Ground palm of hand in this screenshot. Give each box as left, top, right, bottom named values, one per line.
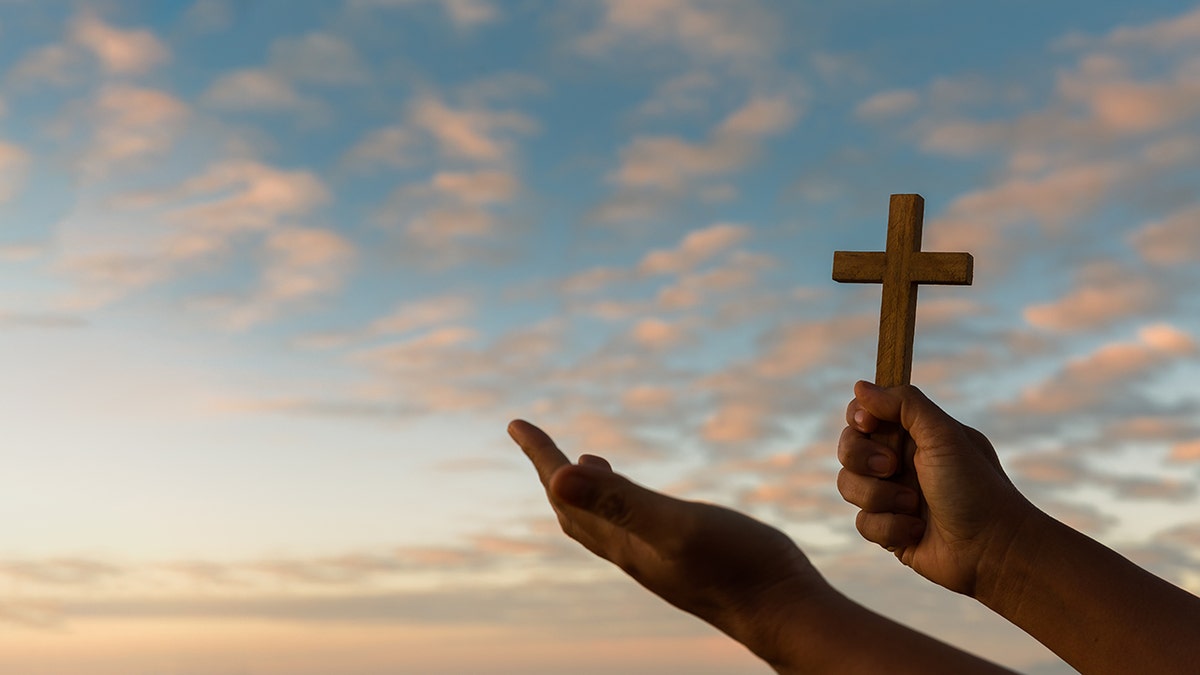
left=892, top=425, right=1019, bottom=597
left=550, top=465, right=818, bottom=625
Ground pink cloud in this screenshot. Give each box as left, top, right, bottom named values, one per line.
left=70, top=10, right=169, bottom=75
left=656, top=250, right=774, bottom=311
left=368, top=294, right=475, bottom=337
left=409, top=96, right=535, bottom=164
left=608, top=96, right=797, bottom=193
left=204, top=69, right=311, bottom=111
left=1096, top=5, right=1200, bottom=49
left=855, top=88, right=919, bottom=120
left=577, top=0, right=778, bottom=64
left=628, top=317, right=686, bottom=350
left=234, top=227, right=355, bottom=326
left=752, top=313, right=876, bottom=378
left=701, top=400, right=772, bottom=445
left=0, top=140, right=29, bottom=203
left=428, top=170, right=518, bottom=204
left=638, top=223, right=748, bottom=275
left=353, top=0, right=499, bottom=28
left=1131, top=203, right=1200, bottom=266
left=78, top=85, right=188, bottom=174
left=1169, top=440, right=1200, bottom=463
left=1006, top=324, right=1196, bottom=415
left=620, top=384, right=675, bottom=411
left=1023, top=261, right=1161, bottom=331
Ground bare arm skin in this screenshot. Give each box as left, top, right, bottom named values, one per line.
left=509, top=419, right=1014, bottom=675
left=837, top=381, right=1200, bottom=674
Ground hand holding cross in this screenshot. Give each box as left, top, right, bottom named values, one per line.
left=832, top=193, right=973, bottom=388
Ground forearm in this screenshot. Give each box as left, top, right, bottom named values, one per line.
left=976, top=505, right=1200, bottom=674
left=728, top=579, right=1015, bottom=674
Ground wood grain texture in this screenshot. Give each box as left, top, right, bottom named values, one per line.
left=831, top=194, right=974, bottom=388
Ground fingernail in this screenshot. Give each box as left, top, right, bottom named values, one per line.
left=854, top=410, right=868, bottom=429
left=857, top=380, right=882, bottom=391
left=507, top=419, right=526, bottom=441
left=554, top=469, right=595, bottom=508
left=895, top=491, right=918, bottom=512
left=867, top=454, right=890, bottom=475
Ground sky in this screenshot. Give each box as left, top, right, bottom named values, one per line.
left=1, top=1, right=1199, bottom=673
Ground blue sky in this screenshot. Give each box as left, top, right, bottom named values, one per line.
left=2, top=1, right=1200, bottom=672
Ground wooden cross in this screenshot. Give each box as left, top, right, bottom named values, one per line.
left=832, top=194, right=974, bottom=388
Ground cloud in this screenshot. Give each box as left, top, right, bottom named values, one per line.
left=350, top=0, right=499, bottom=29
left=204, top=68, right=313, bottom=111
left=426, top=169, right=519, bottom=204
left=372, top=168, right=523, bottom=264
left=346, top=94, right=536, bottom=173
left=58, top=160, right=331, bottom=311
left=638, top=223, right=748, bottom=275
left=1023, top=261, right=1163, bottom=331
left=155, top=160, right=330, bottom=231
left=1003, top=324, right=1196, bottom=416
left=593, top=95, right=798, bottom=223
left=628, top=317, right=687, bottom=350
left=410, top=95, right=536, bottom=164
left=1169, top=440, right=1200, bottom=463
left=343, top=127, right=416, bottom=169
left=370, top=294, right=475, bottom=337
left=1131, top=203, right=1200, bottom=266
left=1077, top=5, right=1200, bottom=51
left=562, top=266, right=627, bottom=296
left=76, top=85, right=189, bottom=175
left=203, top=32, right=367, bottom=120
left=0, top=310, right=87, bottom=329
left=69, top=10, right=170, bottom=75
left=608, top=96, right=797, bottom=194
left=909, top=7, right=1200, bottom=278
left=8, top=10, right=168, bottom=85
left=855, top=89, right=919, bottom=120
left=0, top=140, right=29, bottom=203
left=183, top=0, right=234, bottom=32
left=752, top=313, right=877, bottom=379
left=655, top=250, right=774, bottom=312
left=8, top=44, right=78, bottom=86
left=0, top=557, right=123, bottom=586
left=577, top=0, right=778, bottom=66
left=635, top=71, right=718, bottom=118
left=268, top=33, right=369, bottom=85
left=216, top=227, right=356, bottom=330
left=298, top=293, right=476, bottom=349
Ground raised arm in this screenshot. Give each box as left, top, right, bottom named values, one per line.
left=509, top=419, right=1014, bottom=674
left=837, top=381, right=1200, bottom=674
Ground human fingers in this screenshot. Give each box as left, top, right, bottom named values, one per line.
left=854, top=510, right=926, bottom=550
left=578, top=454, right=612, bottom=470
left=837, top=426, right=899, bottom=477
left=845, top=398, right=881, bottom=433
left=852, top=381, right=957, bottom=445
left=837, top=468, right=920, bottom=515
left=508, top=419, right=570, bottom=489
left=549, top=463, right=685, bottom=544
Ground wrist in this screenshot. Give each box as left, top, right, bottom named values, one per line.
left=720, top=570, right=843, bottom=672
left=971, top=495, right=1051, bottom=610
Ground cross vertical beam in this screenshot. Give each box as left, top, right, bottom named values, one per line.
left=832, top=194, right=973, bottom=388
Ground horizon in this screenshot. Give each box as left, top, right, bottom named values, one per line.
left=1, top=2, right=1199, bottom=673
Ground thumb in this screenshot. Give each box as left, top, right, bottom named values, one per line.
left=549, top=464, right=678, bottom=540
left=853, top=381, right=958, bottom=448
